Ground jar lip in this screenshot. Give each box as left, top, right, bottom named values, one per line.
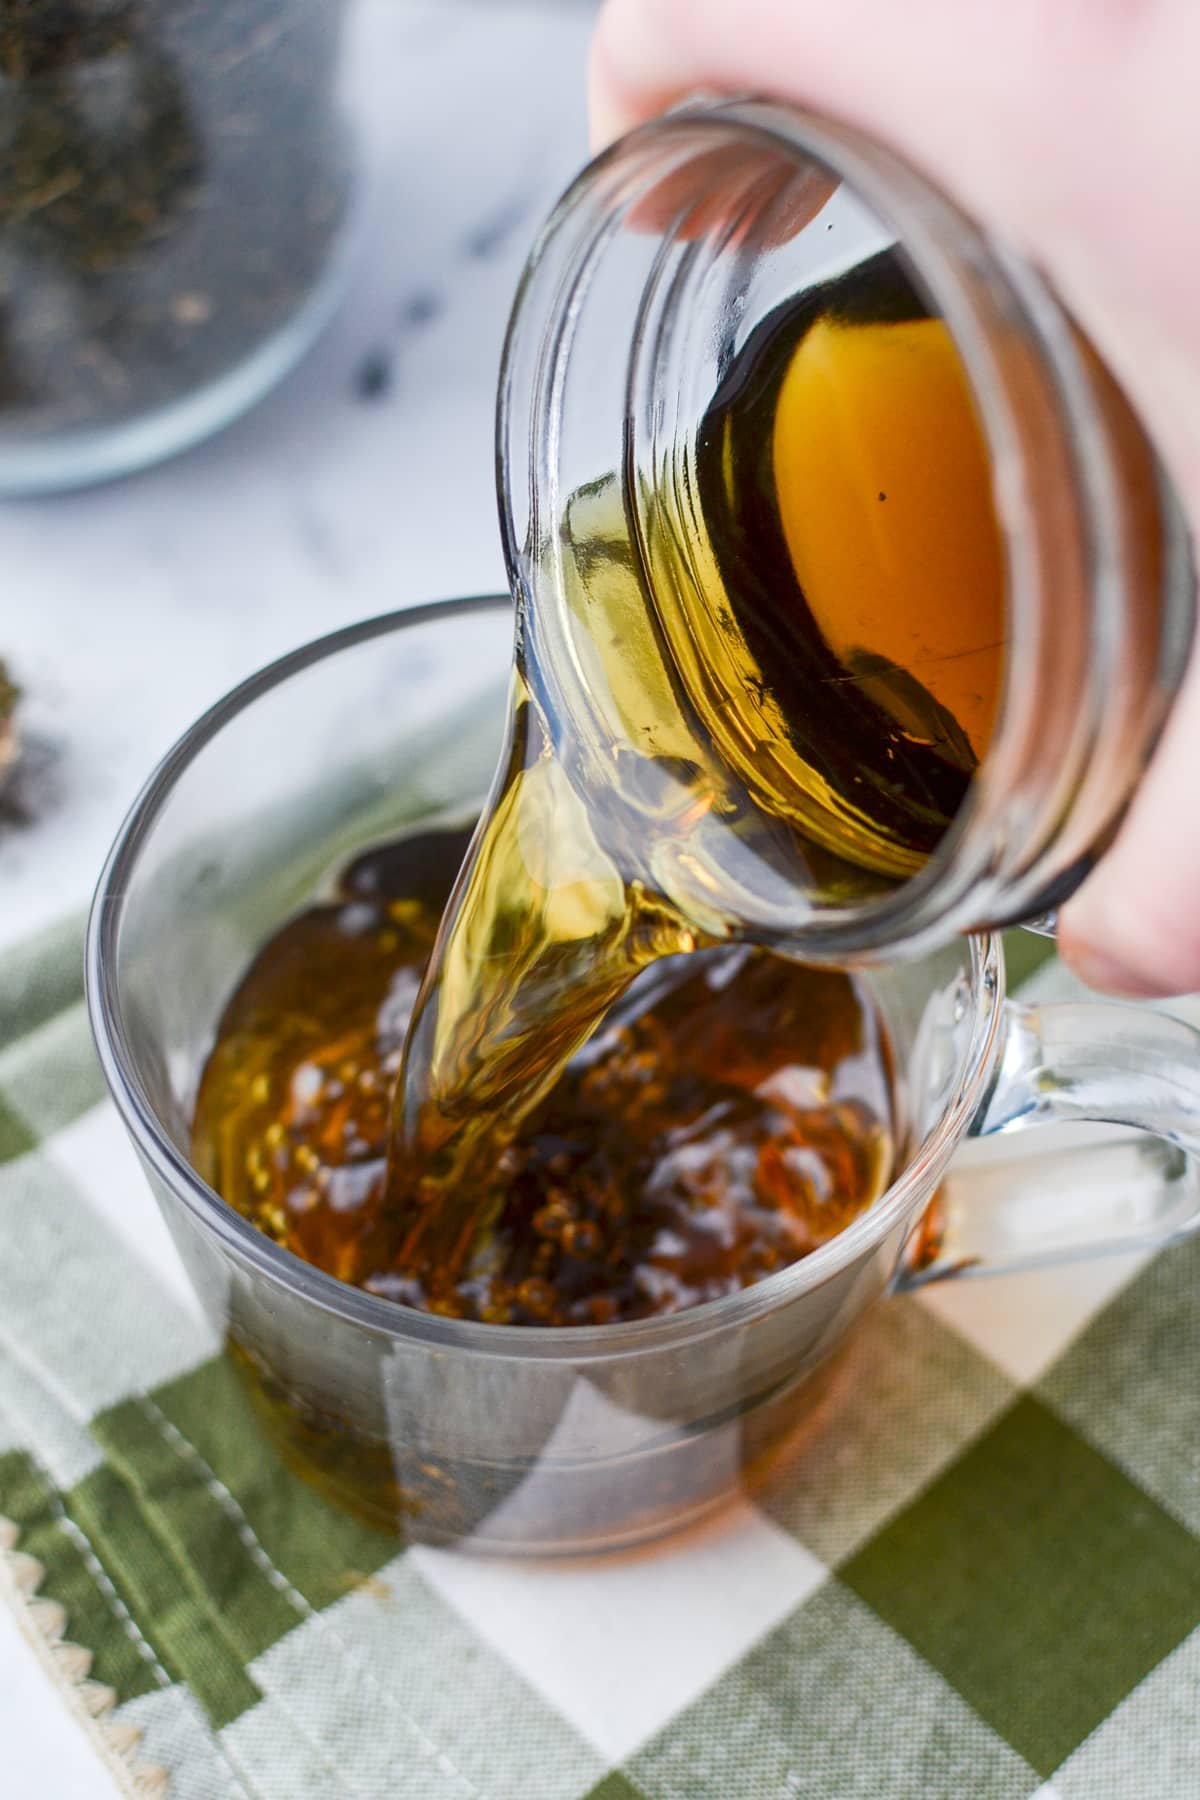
left=87, top=597, right=1006, bottom=1361
left=498, top=93, right=1122, bottom=954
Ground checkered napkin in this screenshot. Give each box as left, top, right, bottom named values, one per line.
left=2, top=915, right=1199, bottom=1800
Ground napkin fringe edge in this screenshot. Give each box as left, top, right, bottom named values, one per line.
left=0, top=1509, right=169, bottom=1797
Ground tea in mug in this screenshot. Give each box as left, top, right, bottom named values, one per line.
left=193, top=828, right=895, bottom=1322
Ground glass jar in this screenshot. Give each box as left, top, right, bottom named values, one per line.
left=0, top=0, right=353, bottom=495
left=498, top=97, right=1196, bottom=963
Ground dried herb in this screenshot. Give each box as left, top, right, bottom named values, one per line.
left=0, top=659, right=18, bottom=788
left=0, top=0, right=350, bottom=441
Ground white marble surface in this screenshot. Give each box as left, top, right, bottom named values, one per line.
left=0, top=4, right=595, bottom=1794
left=0, top=0, right=595, bottom=954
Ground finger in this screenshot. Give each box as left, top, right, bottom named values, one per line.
left=587, top=0, right=1200, bottom=417
left=1058, top=635, right=1200, bottom=996
left=590, top=0, right=1110, bottom=219
left=589, top=0, right=1200, bottom=999
left=587, top=0, right=1200, bottom=510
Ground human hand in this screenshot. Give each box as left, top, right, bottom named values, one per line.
left=590, top=0, right=1200, bottom=996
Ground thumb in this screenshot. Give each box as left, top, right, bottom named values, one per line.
left=1058, top=641, right=1200, bottom=997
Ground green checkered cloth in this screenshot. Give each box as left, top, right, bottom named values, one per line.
left=2, top=915, right=1199, bottom=1799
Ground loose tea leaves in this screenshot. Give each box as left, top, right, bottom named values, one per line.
left=0, top=659, right=18, bottom=787
left=0, top=0, right=350, bottom=439
left=192, top=829, right=895, bottom=1324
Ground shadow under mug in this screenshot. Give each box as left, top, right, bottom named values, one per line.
left=86, top=598, right=1200, bottom=1555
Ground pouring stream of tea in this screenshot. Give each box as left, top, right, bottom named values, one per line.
left=374, top=247, right=1006, bottom=1296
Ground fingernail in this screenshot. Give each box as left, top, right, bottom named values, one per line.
left=1058, top=938, right=1163, bottom=997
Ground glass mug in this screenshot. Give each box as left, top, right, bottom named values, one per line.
left=87, top=599, right=1200, bottom=1555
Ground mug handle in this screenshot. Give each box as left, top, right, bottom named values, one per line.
left=898, top=999, right=1200, bottom=1286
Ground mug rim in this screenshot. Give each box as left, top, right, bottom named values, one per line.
left=86, top=595, right=1006, bottom=1359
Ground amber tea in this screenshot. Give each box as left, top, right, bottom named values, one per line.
left=193, top=828, right=895, bottom=1323
left=194, top=246, right=1005, bottom=1320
